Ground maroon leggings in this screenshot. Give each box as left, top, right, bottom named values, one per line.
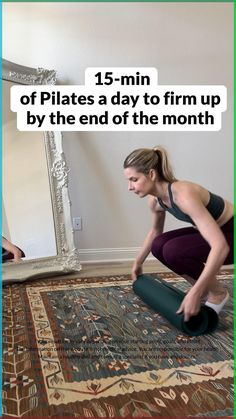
left=151, top=217, right=234, bottom=280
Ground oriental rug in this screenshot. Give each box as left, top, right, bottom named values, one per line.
left=2, top=270, right=233, bottom=417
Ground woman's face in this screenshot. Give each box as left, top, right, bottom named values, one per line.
left=124, top=167, right=154, bottom=198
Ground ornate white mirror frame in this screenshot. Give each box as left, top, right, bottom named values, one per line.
left=2, top=59, right=81, bottom=283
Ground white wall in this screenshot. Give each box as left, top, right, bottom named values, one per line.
left=3, top=3, right=233, bottom=261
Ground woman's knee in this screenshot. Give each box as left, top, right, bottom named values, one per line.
left=151, top=233, right=171, bottom=261
left=162, top=240, right=205, bottom=279
left=151, top=228, right=201, bottom=270
left=162, top=240, right=182, bottom=267
left=151, top=236, right=184, bottom=273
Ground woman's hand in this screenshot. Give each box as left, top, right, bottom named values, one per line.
left=131, top=262, right=143, bottom=282
left=6, top=243, right=22, bottom=262
left=176, top=287, right=203, bottom=322
left=12, top=246, right=23, bottom=262
left=2, top=237, right=23, bottom=262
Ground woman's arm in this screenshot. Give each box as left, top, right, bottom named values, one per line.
left=132, top=196, right=166, bottom=280
left=174, top=184, right=230, bottom=320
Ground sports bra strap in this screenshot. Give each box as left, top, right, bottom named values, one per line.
left=168, top=182, right=174, bottom=206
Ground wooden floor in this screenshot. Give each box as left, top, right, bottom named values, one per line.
left=54, top=259, right=171, bottom=281
left=45, top=259, right=233, bottom=282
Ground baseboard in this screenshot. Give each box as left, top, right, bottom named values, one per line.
left=79, top=247, right=155, bottom=263
left=78, top=247, right=234, bottom=269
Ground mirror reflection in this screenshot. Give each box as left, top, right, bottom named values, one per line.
left=2, top=59, right=81, bottom=283
left=2, top=79, right=57, bottom=262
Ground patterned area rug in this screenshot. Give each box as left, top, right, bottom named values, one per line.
left=2, top=270, right=233, bottom=418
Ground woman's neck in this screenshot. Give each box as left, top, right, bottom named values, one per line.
left=150, top=180, right=169, bottom=199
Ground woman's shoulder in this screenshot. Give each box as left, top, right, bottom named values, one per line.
left=172, top=180, right=205, bottom=194
left=171, top=180, right=209, bottom=206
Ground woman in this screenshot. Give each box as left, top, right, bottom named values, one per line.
left=123, top=146, right=233, bottom=322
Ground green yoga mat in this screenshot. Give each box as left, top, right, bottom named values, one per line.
left=133, top=274, right=218, bottom=336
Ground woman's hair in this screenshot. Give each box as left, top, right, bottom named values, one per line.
left=123, top=146, right=176, bottom=183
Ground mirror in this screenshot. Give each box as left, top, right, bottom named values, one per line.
left=2, top=59, right=81, bottom=283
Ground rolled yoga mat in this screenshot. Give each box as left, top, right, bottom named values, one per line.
left=133, top=274, right=218, bottom=336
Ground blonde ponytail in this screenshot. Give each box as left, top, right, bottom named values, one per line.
left=123, top=145, right=176, bottom=183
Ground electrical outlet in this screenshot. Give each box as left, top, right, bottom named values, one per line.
left=73, top=217, right=82, bottom=231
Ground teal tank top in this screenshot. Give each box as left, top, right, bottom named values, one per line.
left=157, top=183, right=225, bottom=226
